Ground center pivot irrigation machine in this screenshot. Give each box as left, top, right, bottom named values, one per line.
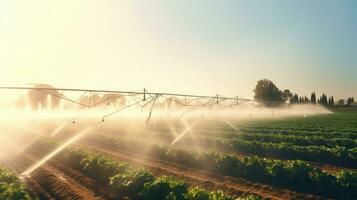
left=0, top=86, right=278, bottom=123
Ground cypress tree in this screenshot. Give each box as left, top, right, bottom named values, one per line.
left=347, top=97, right=354, bottom=106
left=328, top=96, right=334, bottom=106
left=311, top=92, right=316, bottom=104
left=319, top=93, right=328, bottom=106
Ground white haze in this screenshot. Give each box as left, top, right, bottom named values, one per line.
left=0, top=103, right=331, bottom=173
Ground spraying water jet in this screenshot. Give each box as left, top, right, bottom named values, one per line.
left=168, top=125, right=178, bottom=137
left=224, top=120, right=238, bottom=131
left=21, top=127, right=93, bottom=176
left=50, top=121, right=69, bottom=137
left=171, top=120, right=197, bottom=145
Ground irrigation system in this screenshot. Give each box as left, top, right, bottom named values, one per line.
left=0, top=86, right=283, bottom=178
left=0, top=86, right=280, bottom=122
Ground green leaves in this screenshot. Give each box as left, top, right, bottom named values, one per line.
left=80, top=153, right=128, bottom=183
left=336, top=170, right=357, bottom=199
left=86, top=133, right=357, bottom=199
left=61, top=148, right=239, bottom=200
left=110, top=168, right=154, bottom=197
left=337, top=170, right=357, bottom=189
left=141, top=175, right=188, bottom=200
left=185, top=187, right=210, bottom=200
left=185, top=187, right=238, bottom=200
left=0, top=166, right=32, bottom=200
left=236, top=195, right=262, bottom=200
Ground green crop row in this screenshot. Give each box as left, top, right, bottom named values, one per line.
left=151, top=122, right=357, bottom=140
left=86, top=134, right=357, bottom=199
left=242, top=112, right=357, bottom=130
left=174, top=132, right=356, bottom=149
left=110, top=130, right=357, bottom=168
left=238, top=128, right=357, bottom=139
left=171, top=135, right=357, bottom=168
left=233, top=133, right=357, bottom=148
left=0, top=165, right=32, bottom=200
left=54, top=146, right=258, bottom=200
left=220, top=138, right=356, bottom=168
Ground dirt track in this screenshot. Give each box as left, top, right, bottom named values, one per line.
left=4, top=154, right=104, bottom=200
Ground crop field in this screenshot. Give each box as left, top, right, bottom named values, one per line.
left=0, top=108, right=355, bottom=200
left=2, top=1, right=357, bottom=199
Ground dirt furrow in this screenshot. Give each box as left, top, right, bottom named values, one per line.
left=3, top=159, right=56, bottom=200
left=31, top=165, right=103, bottom=200
left=6, top=154, right=103, bottom=200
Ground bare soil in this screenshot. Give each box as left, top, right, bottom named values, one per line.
left=4, top=154, right=104, bottom=200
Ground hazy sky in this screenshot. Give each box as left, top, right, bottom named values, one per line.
left=1, top=0, right=356, bottom=99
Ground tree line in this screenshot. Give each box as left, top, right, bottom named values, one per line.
left=253, top=79, right=355, bottom=107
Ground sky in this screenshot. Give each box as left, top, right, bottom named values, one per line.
left=0, top=0, right=356, bottom=99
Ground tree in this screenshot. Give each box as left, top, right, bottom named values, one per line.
left=328, top=96, right=334, bottom=107
left=282, top=89, right=293, bottom=102
left=291, top=94, right=299, bottom=104
left=253, top=79, right=284, bottom=106
left=319, top=93, right=328, bottom=106
left=311, top=92, right=316, bottom=104
left=347, top=97, right=355, bottom=106
left=337, top=99, right=344, bottom=105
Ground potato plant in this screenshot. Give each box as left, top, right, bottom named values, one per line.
left=87, top=134, right=357, bottom=199
left=59, top=148, right=247, bottom=200
left=0, top=166, right=32, bottom=200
